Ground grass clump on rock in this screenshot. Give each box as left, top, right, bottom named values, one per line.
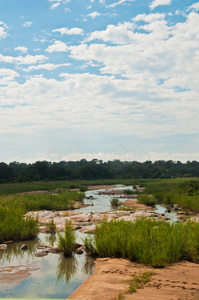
left=57, top=221, right=76, bottom=257
left=84, top=218, right=199, bottom=267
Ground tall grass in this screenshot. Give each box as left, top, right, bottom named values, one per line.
left=84, top=219, right=199, bottom=267
left=0, top=190, right=84, bottom=213
left=0, top=206, right=38, bottom=243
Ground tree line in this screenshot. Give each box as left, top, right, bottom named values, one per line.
left=0, top=159, right=199, bottom=183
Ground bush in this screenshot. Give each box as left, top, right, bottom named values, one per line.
left=138, top=194, right=157, bottom=206
left=57, top=221, right=76, bottom=257
left=110, top=198, right=120, bottom=207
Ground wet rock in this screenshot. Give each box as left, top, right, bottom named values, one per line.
left=74, top=243, right=83, bottom=250
left=45, top=247, right=61, bottom=254
left=35, top=251, right=48, bottom=257
left=79, top=225, right=96, bottom=234
left=20, top=244, right=28, bottom=250
left=36, top=244, right=49, bottom=249
left=76, top=247, right=84, bottom=255
left=0, top=244, right=7, bottom=250
left=73, top=225, right=82, bottom=230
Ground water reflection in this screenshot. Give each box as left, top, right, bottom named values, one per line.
left=0, top=238, right=39, bottom=265
left=56, top=255, right=77, bottom=284
left=82, top=256, right=95, bottom=275
left=45, top=233, right=57, bottom=247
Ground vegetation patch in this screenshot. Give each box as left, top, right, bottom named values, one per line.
left=143, top=179, right=199, bottom=212
left=128, top=271, right=155, bottom=293
left=84, top=219, right=199, bottom=267
left=138, top=194, right=157, bottom=206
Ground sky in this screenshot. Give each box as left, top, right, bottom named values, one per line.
left=0, top=0, right=199, bottom=163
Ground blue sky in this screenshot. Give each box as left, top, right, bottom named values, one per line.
left=0, top=0, right=199, bottom=163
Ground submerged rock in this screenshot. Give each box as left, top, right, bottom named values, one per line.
left=35, top=250, right=49, bottom=257
left=0, top=244, right=7, bottom=250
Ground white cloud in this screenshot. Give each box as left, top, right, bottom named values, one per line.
left=188, top=2, right=199, bottom=11
left=0, top=22, right=8, bottom=39
left=49, top=0, right=71, bottom=9
left=23, top=63, right=70, bottom=72
left=14, top=46, right=28, bottom=54
left=45, top=40, right=68, bottom=53
left=23, top=21, right=32, bottom=28
left=53, top=27, right=84, bottom=35
left=150, top=0, right=172, bottom=10
left=133, top=13, right=165, bottom=22
left=88, top=11, right=101, bottom=18
left=0, top=54, right=48, bottom=65
left=0, top=68, right=20, bottom=85
left=86, top=22, right=135, bottom=44
left=106, top=0, right=134, bottom=8
left=50, top=3, right=60, bottom=9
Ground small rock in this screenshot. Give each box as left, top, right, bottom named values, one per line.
left=74, top=243, right=83, bottom=250
left=35, top=251, right=49, bottom=257
left=0, top=244, right=7, bottom=250
left=45, top=247, right=61, bottom=254
left=20, top=244, right=28, bottom=250
left=36, top=244, right=49, bottom=249
left=79, top=225, right=96, bottom=234
left=76, top=247, right=84, bottom=255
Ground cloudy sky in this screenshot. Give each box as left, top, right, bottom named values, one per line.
left=0, top=0, right=199, bottom=163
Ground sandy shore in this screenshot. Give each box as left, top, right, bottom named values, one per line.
left=68, top=258, right=199, bottom=300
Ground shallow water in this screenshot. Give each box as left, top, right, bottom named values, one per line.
left=78, top=185, right=134, bottom=213
left=0, top=232, right=94, bottom=299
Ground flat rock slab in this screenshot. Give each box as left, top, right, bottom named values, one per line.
left=68, top=258, right=199, bottom=300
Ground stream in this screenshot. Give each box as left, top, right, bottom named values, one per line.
left=0, top=185, right=178, bottom=298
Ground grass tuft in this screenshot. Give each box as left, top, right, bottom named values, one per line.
left=57, top=221, right=76, bottom=257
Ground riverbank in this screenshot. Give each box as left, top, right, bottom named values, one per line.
left=68, top=258, right=199, bottom=300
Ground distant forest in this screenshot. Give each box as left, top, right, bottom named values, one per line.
left=0, top=159, right=199, bottom=183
